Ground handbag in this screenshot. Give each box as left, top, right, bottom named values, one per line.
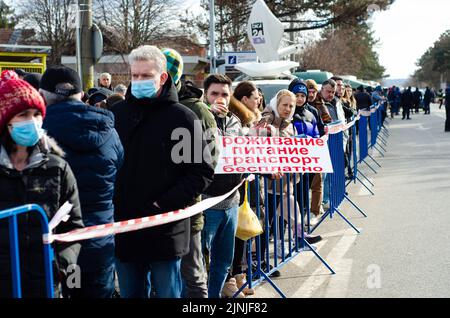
left=236, top=180, right=263, bottom=241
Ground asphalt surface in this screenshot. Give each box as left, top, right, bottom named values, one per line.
left=252, top=103, right=450, bottom=298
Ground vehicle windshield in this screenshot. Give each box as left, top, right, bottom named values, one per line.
left=257, top=83, right=289, bottom=104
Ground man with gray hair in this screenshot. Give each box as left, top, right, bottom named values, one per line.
left=111, top=45, right=214, bottom=298
left=98, top=72, right=113, bottom=90
left=41, top=65, right=124, bottom=298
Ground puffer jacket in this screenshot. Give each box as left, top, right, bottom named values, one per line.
left=43, top=100, right=123, bottom=272
left=0, top=135, right=83, bottom=297
left=293, top=104, right=320, bottom=138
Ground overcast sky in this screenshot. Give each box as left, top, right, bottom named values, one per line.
left=371, top=0, right=450, bottom=79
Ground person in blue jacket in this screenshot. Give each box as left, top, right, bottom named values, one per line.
left=288, top=80, right=323, bottom=235
left=40, top=66, right=124, bottom=298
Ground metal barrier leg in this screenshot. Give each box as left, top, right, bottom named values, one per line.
left=359, top=170, right=375, bottom=187
left=333, top=208, right=361, bottom=234
left=298, top=238, right=335, bottom=275
left=362, top=159, right=378, bottom=174
left=376, top=141, right=387, bottom=152
left=310, top=206, right=360, bottom=234
left=368, top=154, right=382, bottom=168
left=374, top=144, right=386, bottom=156
left=378, top=134, right=388, bottom=144
left=355, top=176, right=375, bottom=196
left=9, top=215, right=22, bottom=298
left=344, top=194, right=368, bottom=217
left=372, top=144, right=385, bottom=157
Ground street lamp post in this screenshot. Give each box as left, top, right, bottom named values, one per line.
left=79, top=0, right=94, bottom=90
left=209, top=0, right=216, bottom=74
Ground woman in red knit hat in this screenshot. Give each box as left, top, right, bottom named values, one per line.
left=0, top=74, right=84, bottom=298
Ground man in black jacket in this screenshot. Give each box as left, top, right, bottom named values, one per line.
left=355, top=85, right=373, bottom=111
left=111, top=45, right=214, bottom=298
left=445, top=85, right=450, bottom=132
left=163, top=48, right=218, bottom=298
left=401, top=87, right=414, bottom=120
left=413, top=87, right=422, bottom=114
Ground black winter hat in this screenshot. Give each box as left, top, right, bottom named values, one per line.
left=23, top=73, right=42, bottom=90
left=87, top=87, right=113, bottom=106
left=14, top=68, right=28, bottom=77
left=288, top=78, right=304, bottom=92
left=40, top=66, right=82, bottom=96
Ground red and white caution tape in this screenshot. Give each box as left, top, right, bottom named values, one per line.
left=43, top=175, right=254, bottom=244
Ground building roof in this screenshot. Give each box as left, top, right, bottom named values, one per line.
left=0, top=29, right=14, bottom=44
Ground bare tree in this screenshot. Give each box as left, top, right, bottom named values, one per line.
left=299, top=24, right=386, bottom=80
left=188, top=0, right=393, bottom=52
left=94, top=0, right=182, bottom=55
left=16, top=0, right=75, bottom=64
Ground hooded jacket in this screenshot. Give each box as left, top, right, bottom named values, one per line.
left=258, top=93, right=298, bottom=194
left=259, top=95, right=296, bottom=137
left=43, top=100, right=124, bottom=271
left=112, top=76, right=214, bottom=262
left=0, top=135, right=83, bottom=297
left=293, top=102, right=320, bottom=138
left=178, top=83, right=218, bottom=233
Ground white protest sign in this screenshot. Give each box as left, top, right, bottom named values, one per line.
left=215, top=136, right=333, bottom=174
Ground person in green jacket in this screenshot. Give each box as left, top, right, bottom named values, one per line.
left=163, top=48, right=218, bottom=298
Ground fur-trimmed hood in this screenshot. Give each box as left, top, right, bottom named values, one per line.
left=228, top=96, right=256, bottom=127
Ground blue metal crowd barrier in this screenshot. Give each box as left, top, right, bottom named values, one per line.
left=310, top=130, right=366, bottom=235
left=0, top=204, right=54, bottom=298
left=236, top=173, right=335, bottom=298
left=377, top=104, right=390, bottom=146
left=238, top=125, right=380, bottom=297
left=356, top=113, right=378, bottom=189
left=1, top=114, right=391, bottom=299
left=370, top=106, right=385, bottom=159
left=347, top=118, right=374, bottom=195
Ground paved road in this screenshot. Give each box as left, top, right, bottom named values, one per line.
left=252, top=103, right=450, bottom=298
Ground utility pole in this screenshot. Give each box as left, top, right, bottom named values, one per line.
left=79, top=0, right=93, bottom=90
left=209, top=0, right=216, bottom=74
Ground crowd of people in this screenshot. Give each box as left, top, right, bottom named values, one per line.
left=1, top=44, right=449, bottom=299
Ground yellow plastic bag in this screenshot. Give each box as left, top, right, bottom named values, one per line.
left=236, top=180, right=263, bottom=241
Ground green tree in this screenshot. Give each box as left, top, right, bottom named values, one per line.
left=191, top=0, right=394, bottom=52
left=0, top=0, right=18, bottom=28
left=414, top=30, right=450, bottom=87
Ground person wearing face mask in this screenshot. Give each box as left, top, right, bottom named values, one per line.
left=111, top=45, right=215, bottom=298
left=0, top=74, right=84, bottom=298
left=41, top=66, right=124, bottom=299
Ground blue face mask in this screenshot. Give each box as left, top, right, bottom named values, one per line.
left=131, top=79, right=158, bottom=99
left=10, top=119, right=44, bottom=147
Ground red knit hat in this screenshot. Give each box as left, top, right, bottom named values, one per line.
left=0, top=78, right=46, bottom=134
left=0, top=70, right=19, bottom=82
